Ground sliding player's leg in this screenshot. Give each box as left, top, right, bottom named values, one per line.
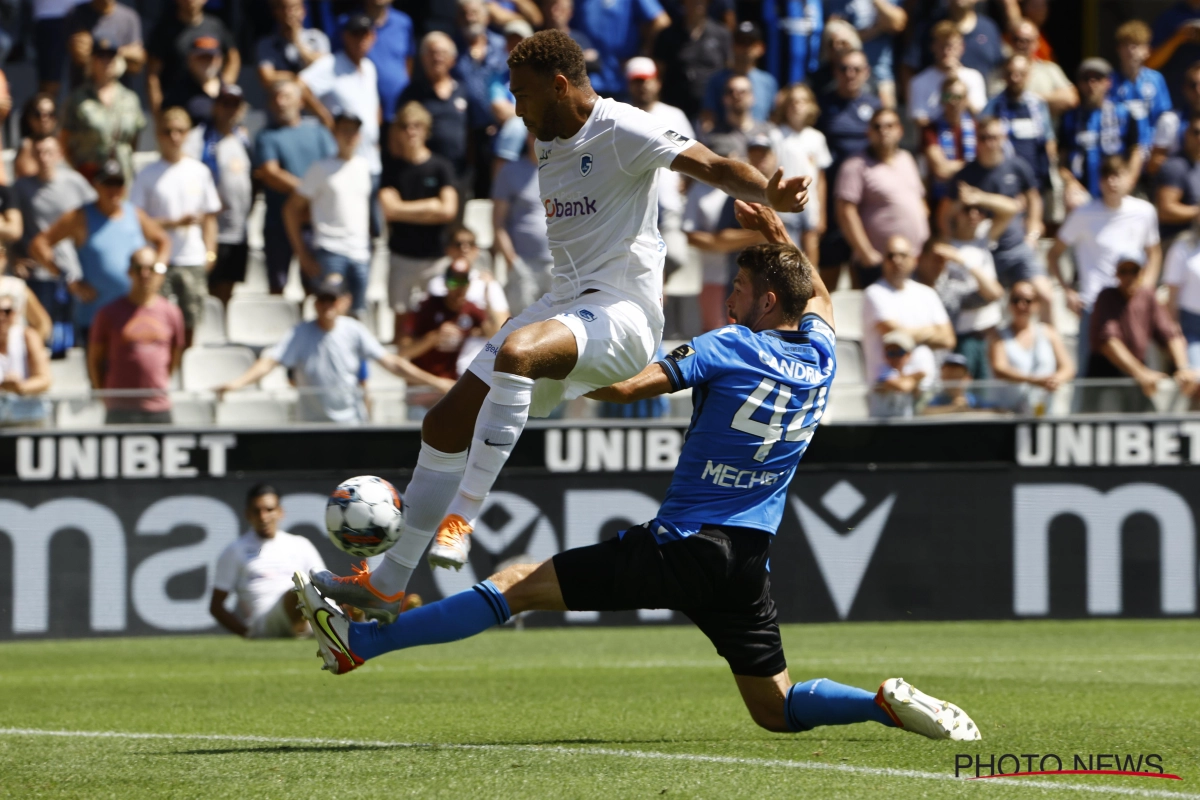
left=309, top=374, right=489, bottom=619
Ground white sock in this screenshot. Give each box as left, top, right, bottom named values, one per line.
left=445, top=372, right=534, bottom=525
left=371, top=442, right=467, bottom=597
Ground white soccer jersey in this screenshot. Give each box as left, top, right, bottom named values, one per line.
left=534, top=97, right=694, bottom=324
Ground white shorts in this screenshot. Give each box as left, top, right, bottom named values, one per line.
left=468, top=290, right=662, bottom=418
left=247, top=592, right=306, bottom=639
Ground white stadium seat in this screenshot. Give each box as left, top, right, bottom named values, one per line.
left=55, top=398, right=106, bottom=428
left=226, top=295, right=300, bottom=348
left=463, top=199, right=494, bottom=249
left=49, top=348, right=90, bottom=393
left=831, top=290, right=863, bottom=342
left=833, top=340, right=865, bottom=386
left=193, top=295, right=227, bottom=346
left=181, top=346, right=257, bottom=392
left=215, top=396, right=293, bottom=426
left=825, top=383, right=870, bottom=422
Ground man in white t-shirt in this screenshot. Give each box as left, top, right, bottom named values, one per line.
left=1047, top=153, right=1161, bottom=370
left=862, top=234, right=956, bottom=386
left=211, top=484, right=327, bottom=639
left=130, top=107, right=221, bottom=344
left=907, top=21, right=987, bottom=124
left=284, top=111, right=372, bottom=316
left=307, top=30, right=809, bottom=621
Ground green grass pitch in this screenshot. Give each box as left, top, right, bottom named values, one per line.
left=0, top=619, right=1197, bottom=799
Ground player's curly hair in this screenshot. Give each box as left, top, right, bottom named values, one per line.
left=508, top=29, right=589, bottom=88
left=736, top=244, right=814, bottom=323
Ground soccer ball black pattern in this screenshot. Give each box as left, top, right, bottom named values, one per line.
left=325, top=475, right=404, bottom=557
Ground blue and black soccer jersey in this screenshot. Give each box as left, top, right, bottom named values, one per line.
left=651, top=313, right=836, bottom=540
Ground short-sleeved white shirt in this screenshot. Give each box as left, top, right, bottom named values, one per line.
left=862, top=278, right=951, bottom=382
left=1164, top=234, right=1200, bottom=314
left=300, top=52, right=381, bottom=174
left=267, top=317, right=386, bottom=422
left=213, top=530, right=326, bottom=624
left=1056, top=196, right=1160, bottom=309
left=534, top=97, right=694, bottom=325
left=682, top=180, right=734, bottom=285
left=908, top=66, right=987, bottom=122
left=777, top=125, right=833, bottom=220
left=297, top=155, right=373, bottom=263
left=643, top=101, right=694, bottom=215
left=129, top=156, right=221, bottom=267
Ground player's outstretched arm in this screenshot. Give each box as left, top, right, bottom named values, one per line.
left=733, top=200, right=835, bottom=331
left=671, top=141, right=810, bottom=214
left=586, top=362, right=674, bottom=404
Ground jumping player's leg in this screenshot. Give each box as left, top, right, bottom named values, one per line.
left=733, top=671, right=896, bottom=733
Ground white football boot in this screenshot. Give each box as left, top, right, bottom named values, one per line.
left=875, top=678, right=982, bottom=741
left=292, top=571, right=364, bottom=675
left=427, top=514, right=472, bottom=570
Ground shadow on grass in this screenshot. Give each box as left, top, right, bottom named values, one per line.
left=169, top=744, right=400, bottom=755
left=165, top=737, right=703, bottom=756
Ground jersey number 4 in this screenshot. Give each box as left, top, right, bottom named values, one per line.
left=731, top=378, right=827, bottom=462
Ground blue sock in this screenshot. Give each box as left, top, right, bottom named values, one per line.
left=784, top=678, right=897, bottom=731
left=347, top=581, right=511, bottom=661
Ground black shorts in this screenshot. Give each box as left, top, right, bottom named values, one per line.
left=209, top=242, right=249, bottom=286
left=553, top=523, right=785, bottom=677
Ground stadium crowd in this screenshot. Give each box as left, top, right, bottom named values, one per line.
left=2, top=0, right=1200, bottom=425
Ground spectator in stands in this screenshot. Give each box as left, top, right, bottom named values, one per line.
left=1082, top=255, right=1198, bottom=412
left=88, top=248, right=185, bottom=424
left=255, top=0, right=331, bottom=89
left=131, top=108, right=222, bottom=347
left=704, top=75, right=775, bottom=161
left=356, top=0, right=414, bottom=122
left=300, top=14, right=383, bottom=192
left=702, top=21, right=777, bottom=131
left=573, top=0, right=670, bottom=100
left=0, top=244, right=53, bottom=343
left=34, top=0, right=75, bottom=94
left=453, top=0, right=507, bottom=124
left=824, top=0, right=906, bottom=109
left=30, top=160, right=171, bottom=343
left=493, top=131, right=552, bottom=314
left=907, top=21, right=986, bottom=125
left=0, top=290, right=52, bottom=428
left=862, top=233, right=955, bottom=395
left=808, top=20, right=861, bottom=98
left=161, top=35, right=226, bottom=127
left=399, top=32, right=473, bottom=186
left=0, top=174, right=20, bottom=248
left=382, top=101, right=460, bottom=334
left=836, top=108, right=928, bottom=286
left=542, top=0, right=599, bottom=75
left=942, top=117, right=1049, bottom=310
left=148, top=0, right=240, bottom=117
left=1149, top=61, right=1200, bottom=174
left=921, top=353, right=990, bottom=415
left=817, top=48, right=880, bottom=285
left=761, top=0, right=822, bottom=87
left=626, top=57, right=694, bottom=284
left=989, top=280, right=1074, bottom=414
left=426, top=226, right=509, bottom=333
left=184, top=86, right=253, bottom=308
left=217, top=275, right=453, bottom=424
left=983, top=55, right=1056, bottom=192
left=1049, top=154, right=1162, bottom=371
left=211, top=484, right=328, bottom=640
left=1113, top=20, right=1173, bottom=137
left=254, top=79, right=337, bottom=296
left=62, top=38, right=146, bottom=183
left=285, top=111, right=372, bottom=317
left=1060, top=59, right=1149, bottom=209
left=652, top=0, right=731, bottom=121
left=65, top=0, right=145, bottom=90
left=1163, top=227, right=1200, bottom=368
left=14, top=94, right=59, bottom=181
left=401, top=258, right=492, bottom=391
left=1155, top=114, right=1200, bottom=245
left=869, top=329, right=927, bottom=418
left=13, top=135, right=95, bottom=351
left=1009, top=19, right=1077, bottom=117
left=773, top=82, right=830, bottom=268
left=1149, top=0, right=1200, bottom=102
left=905, top=0, right=1002, bottom=81
left=925, top=213, right=1004, bottom=378
left=923, top=76, right=977, bottom=203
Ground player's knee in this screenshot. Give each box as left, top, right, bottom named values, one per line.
left=495, top=330, right=540, bottom=376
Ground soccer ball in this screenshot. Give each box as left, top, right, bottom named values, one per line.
left=325, top=476, right=404, bottom=557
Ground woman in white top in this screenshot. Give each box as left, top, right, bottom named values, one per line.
left=1163, top=230, right=1200, bottom=369
left=988, top=280, right=1074, bottom=413
left=0, top=244, right=53, bottom=342
left=771, top=83, right=831, bottom=273
left=0, top=292, right=52, bottom=426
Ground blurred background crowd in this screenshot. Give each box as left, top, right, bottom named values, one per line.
left=0, top=0, right=1198, bottom=427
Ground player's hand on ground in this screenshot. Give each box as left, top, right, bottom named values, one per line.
left=765, top=169, right=809, bottom=214
left=733, top=200, right=790, bottom=245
